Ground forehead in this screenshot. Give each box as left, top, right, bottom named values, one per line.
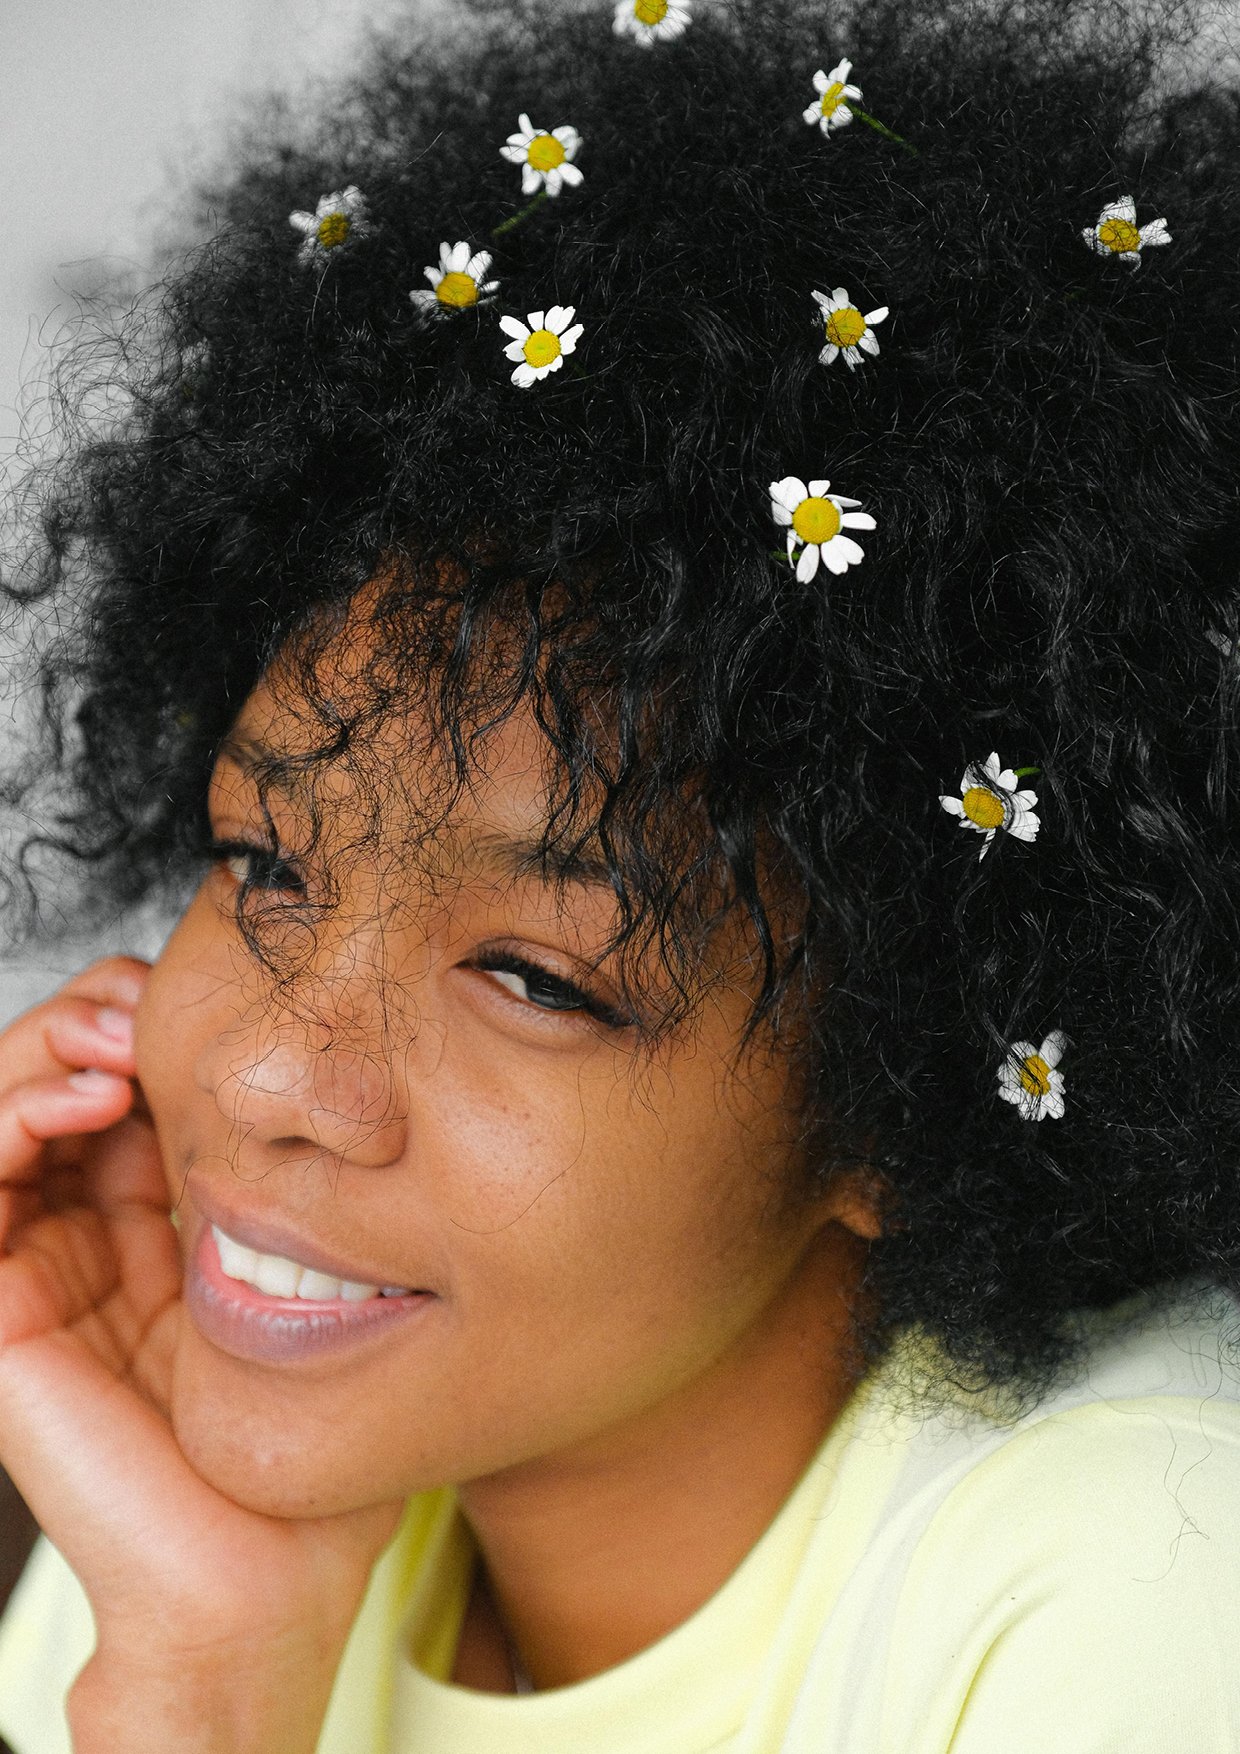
left=215, top=606, right=617, bottom=894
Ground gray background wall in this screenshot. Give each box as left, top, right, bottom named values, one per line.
left=0, top=0, right=410, bottom=1029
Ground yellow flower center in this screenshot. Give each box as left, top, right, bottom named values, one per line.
left=820, top=81, right=845, bottom=114
left=523, top=328, right=562, bottom=369
left=962, top=786, right=1007, bottom=830
left=825, top=306, right=866, bottom=349
left=635, top=0, right=669, bottom=21
left=791, top=497, right=841, bottom=546
left=316, top=212, right=351, bottom=250
left=1097, top=216, right=1141, bottom=254
left=436, top=271, right=479, bottom=308
left=527, top=134, right=566, bottom=172
left=1018, top=1054, right=1053, bottom=1099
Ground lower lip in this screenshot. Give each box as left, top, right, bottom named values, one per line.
left=185, top=1224, right=436, bottom=1365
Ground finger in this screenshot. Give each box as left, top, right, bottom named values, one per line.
left=0, top=1070, right=134, bottom=1190
left=60, top=957, right=151, bottom=1009
left=75, top=1112, right=171, bottom=1217
left=0, top=956, right=150, bottom=1078
left=0, top=992, right=140, bottom=1089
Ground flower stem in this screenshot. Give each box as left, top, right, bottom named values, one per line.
left=492, top=192, right=550, bottom=238
left=846, top=105, right=918, bottom=155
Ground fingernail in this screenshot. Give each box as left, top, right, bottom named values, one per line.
left=68, top=1068, right=124, bottom=1092
left=95, top=1007, right=135, bottom=1043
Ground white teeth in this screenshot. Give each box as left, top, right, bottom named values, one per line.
left=210, top=1224, right=411, bottom=1303
left=252, top=1253, right=301, bottom=1298
left=296, top=1268, right=342, bottom=1300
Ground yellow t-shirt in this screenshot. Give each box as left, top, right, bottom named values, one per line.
left=2, top=1277, right=1238, bottom=1753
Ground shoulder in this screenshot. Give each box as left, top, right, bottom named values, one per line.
left=875, top=1280, right=1240, bottom=1750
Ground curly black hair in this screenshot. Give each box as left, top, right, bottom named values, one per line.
left=4, top=0, right=1240, bottom=1411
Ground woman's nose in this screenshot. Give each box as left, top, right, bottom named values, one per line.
left=195, top=1022, right=408, bottom=1168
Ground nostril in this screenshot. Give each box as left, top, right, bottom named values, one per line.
left=197, top=1033, right=408, bottom=1168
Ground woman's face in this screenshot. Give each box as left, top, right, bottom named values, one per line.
left=136, top=606, right=875, bottom=1518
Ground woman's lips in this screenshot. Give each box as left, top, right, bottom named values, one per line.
left=185, top=1220, right=436, bottom=1366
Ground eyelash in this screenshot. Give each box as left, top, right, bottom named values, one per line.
left=207, top=839, right=630, bottom=1030
left=472, top=951, right=632, bottom=1031
left=206, top=837, right=307, bottom=896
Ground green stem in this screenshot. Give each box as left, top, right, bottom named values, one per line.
left=491, top=191, right=550, bottom=239
left=1013, top=766, right=1041, bottom=779
left=846, top=105, right=918, bottom=156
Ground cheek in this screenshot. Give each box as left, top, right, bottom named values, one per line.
left=134, top=913, right=198, bottom=1098
left=425, top=1039, right=801, bottom=1371
left=133, top=895, right=245, bottom=1172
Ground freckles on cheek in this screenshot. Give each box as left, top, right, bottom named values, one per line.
left=427, top=1026, right=600, bottom=1214
left=434, top=1082, right=583, bottom=1227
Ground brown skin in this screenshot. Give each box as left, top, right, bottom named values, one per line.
left=0, top=606, right=879, bottom=1745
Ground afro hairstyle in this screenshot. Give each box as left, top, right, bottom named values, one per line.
left=5, top=0, right=1240, bottom=1411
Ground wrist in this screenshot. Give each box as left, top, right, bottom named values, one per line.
left=68, top=1619, right=348, bottom=1754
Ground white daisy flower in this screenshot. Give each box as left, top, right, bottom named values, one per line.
left=500, top=306, right=584, bottom=388
left=1081, top=195, right=1170, bottom=268
left=769, top=476, right=875, bottom=581
left=288, top=185, right=370, bottom=267
left=939, top=754, right=1039, bottom=860
left=997, top=1031, right=1067, bottom=1122
left=812, top=287, right=889, bottom=369
left=803, top=59, right=862, bottom=136
left=613, top=0, right=692, bottom=46
left=500, top=115, right=584, bottom=197
left=409, top=241, right=499, bottom=317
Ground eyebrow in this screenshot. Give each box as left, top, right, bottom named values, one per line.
left=465, top=828, right=617, bottom=892
left=216, top=734, right=617, bottom=891
left=217, top=733, right=314, bottom=799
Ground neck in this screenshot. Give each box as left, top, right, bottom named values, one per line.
left=456, top=1222, right=871, bottom=1691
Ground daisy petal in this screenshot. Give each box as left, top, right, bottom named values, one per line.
left=770, top=477, right=808, bottom=511
left=828, top=535, right=865, bottom=567
left=1041, top=1031, right=1068, bottom=1067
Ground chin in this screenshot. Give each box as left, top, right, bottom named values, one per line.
left=168, top=1338, right=389, bottom=1518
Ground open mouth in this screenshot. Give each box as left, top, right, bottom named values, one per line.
left=210, top=1222, right=414, bottom=1303
left=185, top=1217, right=435, bottom=1365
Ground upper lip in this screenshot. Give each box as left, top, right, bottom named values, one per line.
left=185, top=1171, right=431, bottom=1291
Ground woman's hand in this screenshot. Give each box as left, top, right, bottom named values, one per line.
left=0, top=959, right=401, bottom=1754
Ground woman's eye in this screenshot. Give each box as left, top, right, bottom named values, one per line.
left=476, top=955, right=630, bottom=1029
left=209, top=839, right=306, bottom=896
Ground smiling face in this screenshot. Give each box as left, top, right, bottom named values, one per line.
left=135, top=598, right=878, bottom=1520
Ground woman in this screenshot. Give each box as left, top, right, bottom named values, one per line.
left=0, top=0, right=1237, bottom=1747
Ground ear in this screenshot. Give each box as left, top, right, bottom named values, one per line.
left=812, top=1168, right=887, bottom=1242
